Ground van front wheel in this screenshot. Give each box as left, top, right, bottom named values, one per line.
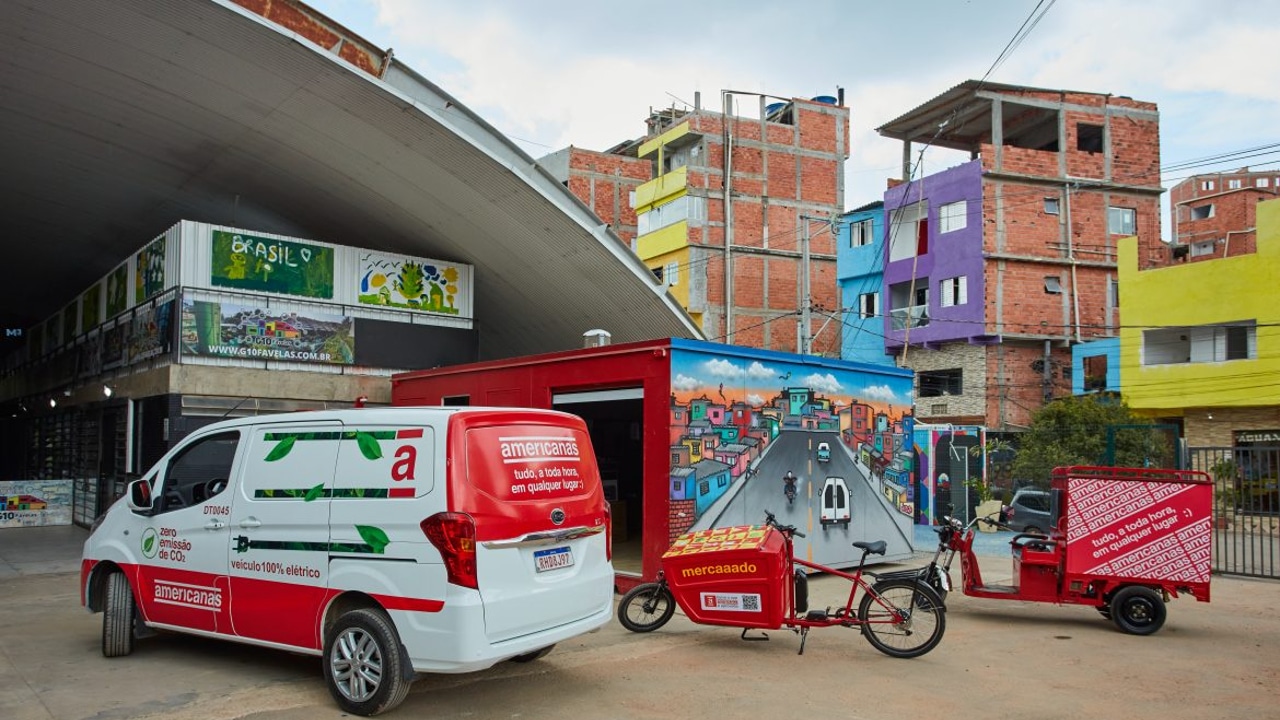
left=102, top=571, right=136, bottom=657
left=323, top=608, right=412, bottom=716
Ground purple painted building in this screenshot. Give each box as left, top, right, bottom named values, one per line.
left=882, top=160, right=991, bottom=350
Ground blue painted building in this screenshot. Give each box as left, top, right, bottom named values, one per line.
left=1072, top=337, right=1120, bottom=394
left=836, top=201, right=890, bottom=365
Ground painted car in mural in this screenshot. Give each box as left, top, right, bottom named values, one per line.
left=666, top=345, right=916, bottom=568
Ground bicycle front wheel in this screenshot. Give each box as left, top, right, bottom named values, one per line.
left=857, top=579, right=946, bottom=658
left=617, top=582, right=676, bottom=633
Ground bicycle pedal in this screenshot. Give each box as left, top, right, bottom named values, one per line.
left=805, top=610, right=829, bottom=621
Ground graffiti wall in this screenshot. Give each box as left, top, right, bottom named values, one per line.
left=912, top=424, right=986, bottom=525
left=357, top=250, right=472, bottom=318
left=666, top=342, right=916, bottom=566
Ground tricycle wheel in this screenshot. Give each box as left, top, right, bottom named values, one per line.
left=858, top=579, right=946, bottom=658
left=1110, top=586, right=1166, bottom=635
left=617, top=583, right=675, bottom=633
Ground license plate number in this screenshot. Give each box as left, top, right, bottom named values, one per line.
left=534, top=546, right=573, bottom=572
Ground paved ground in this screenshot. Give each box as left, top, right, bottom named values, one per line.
left=3, top=525, right=1279, bottom=719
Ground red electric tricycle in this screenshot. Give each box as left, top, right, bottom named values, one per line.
left=910, top=466, right=1213, bottom=635
left=616, top=511, right=946, bottom=658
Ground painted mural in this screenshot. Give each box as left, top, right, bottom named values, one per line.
left=667, top=344, right=916, bottom=567
left=210, top=230, right=335, bottom=299
left=128, top=298, right=174, bottom=363
left=0, top=480, right=72, bottom=528
left=106, top=264, right=129, bottom=318
left=912, top=424, right=986, bottom=526
left=62, top=301, right=77, bottom=344
left=357, top=251, right=470, bottom=316
left=135, top=235, right=167, bottom=303
left=80, top=283, right=100, bottom=336
left=43, top=314, right=59, bottom=355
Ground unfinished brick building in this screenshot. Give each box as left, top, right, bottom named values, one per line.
left=874, top=81, right=1163, bottom=431
left=539, top=145, right=653, bottom=252
left=554, top=92, right=850, bottom=354
left=1168, top=168, right=1280, bottom=263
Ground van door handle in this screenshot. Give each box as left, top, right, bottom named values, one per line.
left=239, top=517, right=262, bottom=529
left=204, top=519, right=226, bottom=531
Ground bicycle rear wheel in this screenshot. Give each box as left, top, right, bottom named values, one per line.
left=857, top=579, right=946, bottom=658
left=617, top=582, right=676, bottom=633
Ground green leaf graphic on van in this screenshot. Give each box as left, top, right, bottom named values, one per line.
left=356, top=525, right=390, bottom=554
left=264, top=435, right=297, bottom=462
left=355, top=432, right=382, bottom=460
left=143, top=534, right=155, bottom=555
left=303, top=483, right=325, bottom=502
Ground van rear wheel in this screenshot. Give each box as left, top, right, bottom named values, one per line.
left=323, top=608, right=412, bottom=716
left=102, top=571, right=136, bottom=657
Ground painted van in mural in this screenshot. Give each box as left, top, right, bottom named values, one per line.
left=81, top=407, right=614, bottom=716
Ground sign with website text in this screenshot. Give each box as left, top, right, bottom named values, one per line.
left=180, top=299, right=354, bottom=365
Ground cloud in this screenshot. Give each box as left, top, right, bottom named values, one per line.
left=744, top=361, right=776, bottom=380
left=673, top=374, right=701, bottom=392
left=701, top=358, right=743, bottom=379
left=861, top=384, right=898, bottom=401
left=746, top=393, right=764, bottom=406
left=803, top=373, right=843, bottom=394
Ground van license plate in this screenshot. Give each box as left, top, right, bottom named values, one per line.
left=534, top=547, right=573, bottom=572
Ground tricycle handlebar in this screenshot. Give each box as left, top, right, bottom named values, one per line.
left=763, top=510, right=805, bottom=538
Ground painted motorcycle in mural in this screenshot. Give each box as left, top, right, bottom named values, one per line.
left=783, top=471, right=797, bottom=506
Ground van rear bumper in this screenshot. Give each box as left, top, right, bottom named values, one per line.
left=392, top=595, right=612, bottom=674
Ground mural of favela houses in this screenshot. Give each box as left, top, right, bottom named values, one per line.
left=666, top=347, right=917, bottom=566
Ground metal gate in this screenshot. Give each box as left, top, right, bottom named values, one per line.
left=1185, top=446, right=1280, bottom=579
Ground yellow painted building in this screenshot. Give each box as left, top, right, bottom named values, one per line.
left=1119, top=198, right=1280, bottom=446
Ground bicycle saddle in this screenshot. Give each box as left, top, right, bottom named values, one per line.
left=853, top=540, right=886, bottom=556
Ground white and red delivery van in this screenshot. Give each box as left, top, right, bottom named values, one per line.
left=81, top=407, right=614, bottom=716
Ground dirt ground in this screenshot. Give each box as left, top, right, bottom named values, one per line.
left=3, top=550, right=1279, bottom=720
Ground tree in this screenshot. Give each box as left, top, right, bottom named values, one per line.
left=1010, top=395, right=1166, bottom=487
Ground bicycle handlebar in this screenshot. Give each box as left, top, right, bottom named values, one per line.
left=762, top=510, right=805, bottom=538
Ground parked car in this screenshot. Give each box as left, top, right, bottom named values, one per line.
left=816, top=442, right=831, bottom=463
left=820, top=476, right=850, bottom=528
left=1006, top=488, right=1056, bottom=534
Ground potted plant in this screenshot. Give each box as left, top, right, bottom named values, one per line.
left=1210, top=458, right=1238, bottom=529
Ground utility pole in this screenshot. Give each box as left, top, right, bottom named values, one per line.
left=801, top=219, right=811, bottom=354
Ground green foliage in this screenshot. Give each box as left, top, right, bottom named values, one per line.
left=1010, top=395, right=1164, bottom=486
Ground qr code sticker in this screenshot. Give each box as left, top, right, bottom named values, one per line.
left=742, top=595, right=760, bottom=611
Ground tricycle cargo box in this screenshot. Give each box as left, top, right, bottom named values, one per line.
left=661, top=525, right=788, bottom=629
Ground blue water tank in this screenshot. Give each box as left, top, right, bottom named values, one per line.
left=811, top=95, right=838, bottom=105
left=765, top=102, right=786, bottom=116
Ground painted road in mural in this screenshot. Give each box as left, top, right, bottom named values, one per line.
left=692, top=430, right=911, bottom=569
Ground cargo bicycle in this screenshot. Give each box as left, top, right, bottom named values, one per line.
left=616, top=510, right=946, bottom=658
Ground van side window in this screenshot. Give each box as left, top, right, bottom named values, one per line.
left=156, top=431, right=240, bottom=513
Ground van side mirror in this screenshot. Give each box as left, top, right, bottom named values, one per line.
left=127, top=479, right=153, bottom=511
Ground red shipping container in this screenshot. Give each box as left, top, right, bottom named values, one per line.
left=661, top=525, right=788, bottom=629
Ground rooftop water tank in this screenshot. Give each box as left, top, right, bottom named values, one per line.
left=811, top=95, right=838, bottom=105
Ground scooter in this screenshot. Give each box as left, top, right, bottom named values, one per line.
left=784, top=479, right=797, bottom=506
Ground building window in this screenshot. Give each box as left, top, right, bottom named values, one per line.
left=1201, top=180, right=1215, bottom=192
left=1077, top=123, right=1104, bottom=153
left=929, top=403, right=948, bottom=415
left=850, top=218, right=875, bottom=247
left=1083, top=354, right=1108, bottom=391
left=858, top=291, right=879, bottom=319
left=889, top=201, right=928, bottom=261
left=1190, top=240, right=1216, bottom=257
left=1227, top=178, right=1242, bottom=190
left=699, top=480, right=709, bottom=495
left=888, top=281, right=929, bottom=330
left=672, top=480, right=681, bottom=493
left=1190, top=204, right=1214, bottom=220
left=651, top=265, right=664, bottom=284
left=1044, top=276, right=1063, bottom=294
left=666, top=262, right=679, bottom=287
left=637, top=195, right=705, bottom=236
left=1044, top=197, right=1060, bottom=215
left=940, top=276, right=968, bottom=307
left=939, top=200, right=967, bottom=233
left=1108, top=206, right=1136, bottom=235
left=1256, top=178, right=1271, bottom=188
left=918, top=369, right=963, bottom=397
left=1142, top=321, right=1257, bottom=365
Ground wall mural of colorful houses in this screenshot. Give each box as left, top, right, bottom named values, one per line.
left=666, top=344, right=916, bottom=566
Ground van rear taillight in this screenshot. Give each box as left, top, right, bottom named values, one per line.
left=604, top=502, right=613, bottom=561
left=421, top=512, right=478, bottom=590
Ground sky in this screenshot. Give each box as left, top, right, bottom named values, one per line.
left=305, top=0, right=1280, bottom=240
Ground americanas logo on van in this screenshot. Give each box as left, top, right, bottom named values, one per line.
left=469, top=426, right=594, bottom=501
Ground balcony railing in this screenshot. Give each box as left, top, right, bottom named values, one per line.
left=890, top=304, right=929, bottom=331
